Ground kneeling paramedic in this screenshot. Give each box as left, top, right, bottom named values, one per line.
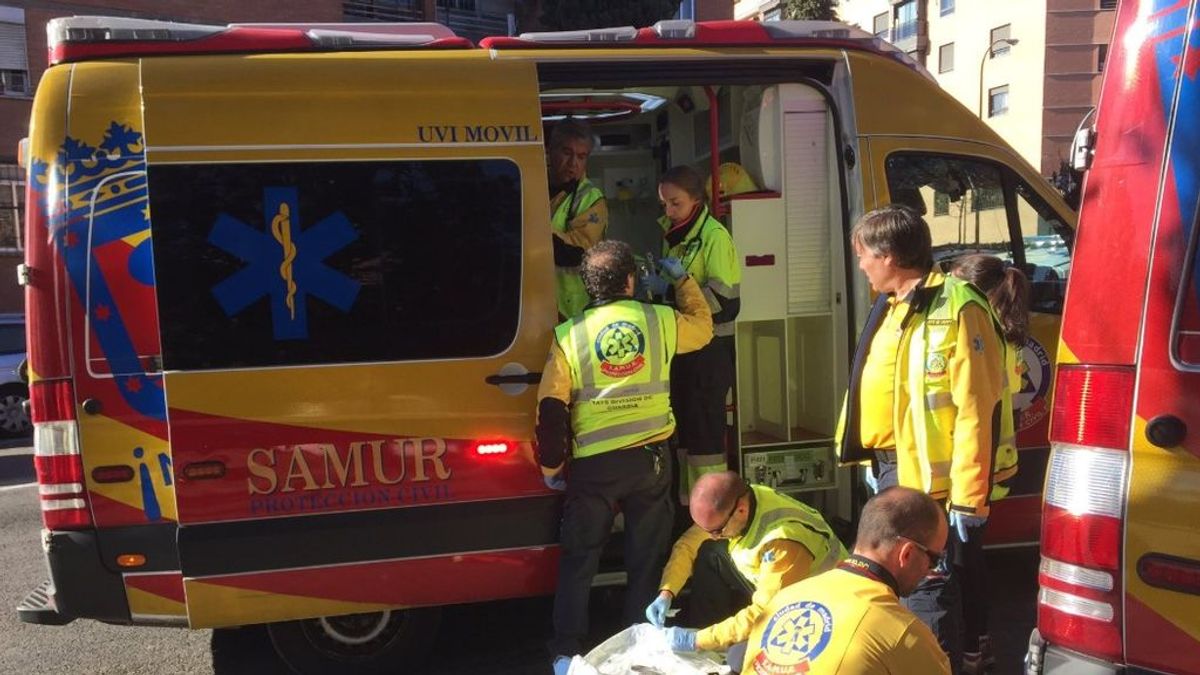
left=645, top=471, right=848, bottom=655
left=731, top=487, right=951, bottom=674
left=537, top=240, right=713, bottom=674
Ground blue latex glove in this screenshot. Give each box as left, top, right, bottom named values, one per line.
left=658, top=256, right=687, bottom=283
left=552, top=655, right=571, bottom=675
left=948, top=510, right=987, bottom=542
left=863, top=466, right=878, bottom=494
left=645, top=593, right=672, bottom=627
left=666, top=626, right=697, bottom=653
left=641, top=271, right=669, bottom=298
left=544, top=473, right=566, bottom=492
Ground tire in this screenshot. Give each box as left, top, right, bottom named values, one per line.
left=267, top=607, right=441, bottom=675
left=0, top=384, right=30, bottom=437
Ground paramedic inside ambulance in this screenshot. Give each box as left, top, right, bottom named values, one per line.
left=645, top=471, right=847, bottom=657
left=535, top=240, right=713, bottom=675
left=645, top=165, right=741, bottom=502
left=731, top=487, right=951, bottom=674
left=547, top=118, right=609, bottom=319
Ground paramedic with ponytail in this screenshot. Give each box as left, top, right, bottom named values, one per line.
left=950, top=253, right=1030, bottom=674
left=536, top=240, right=713, bottom=675
left=653, top=165, right=742, bottom=502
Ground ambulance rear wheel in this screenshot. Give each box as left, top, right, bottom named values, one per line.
left=267, top=607, right=441, bottom=674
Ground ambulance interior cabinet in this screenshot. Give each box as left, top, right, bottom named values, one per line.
left=735, top=315, right=837, bottom=495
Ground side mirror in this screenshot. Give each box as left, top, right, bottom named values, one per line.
left=1071, top=125, right=1094, bottom=172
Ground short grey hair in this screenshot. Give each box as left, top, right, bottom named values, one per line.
left=549, top=118, right=595, bottom=152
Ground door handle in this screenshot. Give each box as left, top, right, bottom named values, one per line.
left=1146, top=414, right=1187, bottom=448
left=485, top=373, right=542, bottom=385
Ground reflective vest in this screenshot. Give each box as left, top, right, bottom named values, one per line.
left=906, top=276, right=1017, bottom=498
left=661, top=205, right=741, bottom=337
left=992, top=341, right=1020, bottom=499
left=727, top=485, right=848, bottom=585
left=552, top=177, right=605, bottom=318
left=836, top=273, right=1017, bottom=505
left=555, top=299, right=678, bottom=458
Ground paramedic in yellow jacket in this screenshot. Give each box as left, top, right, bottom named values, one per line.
left=644, top=471, right=847, bottom=655
left=548, top=118, right=608, bottom=319
left=732, top=487, right=951, bottom=675
left=536, top=240, right=713, bottom=675
left=835, top=205, right=1012, bottom=675
left=949, top=253, right=1031, bottom=673
left=649, top=165, right=741, bottom=500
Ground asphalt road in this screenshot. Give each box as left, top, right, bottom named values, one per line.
left=0, top=445, right=1038, bottom=674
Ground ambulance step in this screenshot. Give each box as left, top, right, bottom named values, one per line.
left=16, top=580, right=73, bottom=626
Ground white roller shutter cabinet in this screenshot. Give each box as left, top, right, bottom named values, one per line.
left=784, top=111, right=830, bottom=315
left=0, top=20, right=26, bottom=72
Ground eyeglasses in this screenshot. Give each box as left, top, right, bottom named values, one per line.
left=897, top=536, right=946, bottom=570
left=703, top=492, right=747, bottom=537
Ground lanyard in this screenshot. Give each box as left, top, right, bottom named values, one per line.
left=837, top=554, right=900, bottom=597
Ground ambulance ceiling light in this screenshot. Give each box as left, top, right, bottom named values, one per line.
left=518, top=26, right=638, bottom=43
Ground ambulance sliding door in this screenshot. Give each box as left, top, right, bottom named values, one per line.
left=731, top=83, right=849, bottom=507
left=140, top=53, right=558, bottom=628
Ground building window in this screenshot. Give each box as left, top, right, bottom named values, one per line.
left=873, top=12, right=889, bottom=39
left=343, top=0, right=423, bottom=22
left=438, top=0, right=476, bottom=10
left=894, top=1, right=918, bottom=41
left=940, top=0, right=955, bottom=16
left=1100, top=0, right=1118, bottom=9
left=1098, top=43, right=1109, bottom=72
left=0, top=164, right=24, bottom=251
left=990, top=24, right=1013, bottom=56
left=0, top=7, right=28, bottom=98
left=939, top=42, right=955, bottom=73
left=988, top=84, right=1009, bottom=117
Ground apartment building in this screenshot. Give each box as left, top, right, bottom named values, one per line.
left=735, top=0, right=1117, bottom=179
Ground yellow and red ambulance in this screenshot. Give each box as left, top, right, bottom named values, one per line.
left=1026, top=1, right=1200, bottom=673
left=16, top=15, right=1073, bottom=672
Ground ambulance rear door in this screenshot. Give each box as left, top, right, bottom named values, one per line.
left=1120, top=0, right=1200, bottom=667
left=138, top=52, right=559, bottom=628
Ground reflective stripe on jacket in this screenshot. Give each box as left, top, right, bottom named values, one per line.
left=552, top=176, right=606, bottom=318
left=555, top=299, right=678, bottom=458
left=837, top=271, right=1011, bottom=517
left=728, top=484, right=848, bottom=584
left=661, top=205, right=741, bottom=337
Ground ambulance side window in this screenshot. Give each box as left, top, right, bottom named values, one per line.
left=1173, top=208, right=1200, bottom=367
left=149, top=159, right=523, bottom=370
left=884, top=153, right=1014, bottom=265
left=1011, top=179, right=1071, bottom=314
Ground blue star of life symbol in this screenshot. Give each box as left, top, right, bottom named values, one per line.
left=209, top=186, right=360, bottom=340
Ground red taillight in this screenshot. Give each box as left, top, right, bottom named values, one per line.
left=1050, top=365, right=1136, bottom=449
left=472, top=440, right=515, bottom=457
left=1039, top=364, right=1133, bottom=665
left=1137, top=554, right=1200, bottom=596
left=30, top=379, right=91, bottom=530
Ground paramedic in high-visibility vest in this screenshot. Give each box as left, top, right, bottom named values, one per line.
left=536, top=240, right=713, bottom=675
left=548, top=118, right=609, bottom=319
left=650, top=165, right=741, bottom=501
left=644, top=471, right=847, bottom=656
left=835, top=205, right=1014, bottom=675
left=731, top=487, right=952, bottom=674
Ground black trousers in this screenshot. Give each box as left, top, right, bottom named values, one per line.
left=549, top=443, right=673, bottom=657
left=875, top=452, right=981, bottom=675
left=679, top=539, right=754, bottom=630
left=670, top=337, right=734, bottom=456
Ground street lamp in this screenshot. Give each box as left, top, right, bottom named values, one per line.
left=979, top=38, right=1020, bottom=118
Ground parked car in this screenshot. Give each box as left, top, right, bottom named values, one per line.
left=0, top=313, right=29, bottom=436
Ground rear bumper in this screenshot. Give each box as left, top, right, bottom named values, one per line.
left=15, top=530, right=131, bottom=625
left=1026, top=629, right=1123, bottom=675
